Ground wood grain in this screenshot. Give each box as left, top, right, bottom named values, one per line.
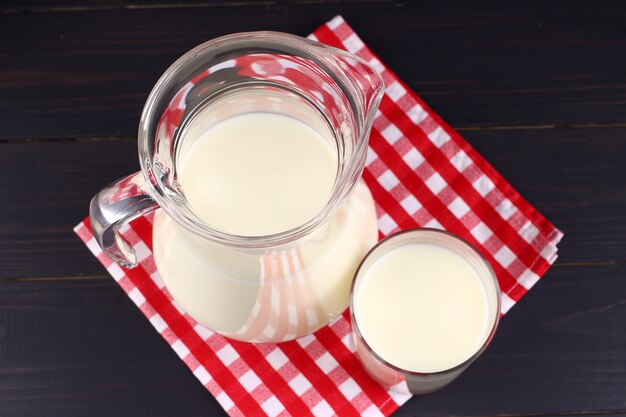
left=0, top=264, right=624, bottom=417
left=1, top=1, right=626, bottom=139
left=0, top=2, right=625, bottom=417
left=0, top=126, right=624, bottom=280
left=0, top=279, right=221, bottom=417
left=0, top=0, right=399, bottom=12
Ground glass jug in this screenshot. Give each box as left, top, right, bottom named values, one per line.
left=90, top=32, right=384, bottom=343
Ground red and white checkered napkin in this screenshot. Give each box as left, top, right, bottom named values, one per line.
left=75, top=15, right=563, bottom=417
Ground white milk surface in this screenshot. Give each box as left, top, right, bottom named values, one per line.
left=355, top=243, right=491, bottom=373
left=178, top=112, right=337, bottom=236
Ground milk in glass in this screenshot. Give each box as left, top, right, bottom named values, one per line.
left=354, top=243, right=491, bottom=373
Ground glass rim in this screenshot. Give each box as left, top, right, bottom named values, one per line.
left=349, top=227, right=501, bottom=377
left=136, top=31, right=384, bottom=249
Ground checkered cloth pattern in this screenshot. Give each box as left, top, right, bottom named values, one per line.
left=75, top=15, right=563, bottom=417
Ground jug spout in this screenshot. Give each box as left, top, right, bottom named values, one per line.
left=320, top=47, right=384, bottom=141
left=349, top=59, right=385, bottom=129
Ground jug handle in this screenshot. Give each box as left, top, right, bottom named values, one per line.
left=89, top=171, right=159, bottom=268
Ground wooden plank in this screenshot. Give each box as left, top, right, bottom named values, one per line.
left=0, top=0, right=398, bottom=11
left=0, top=138, right=137, bottom=280
left=0, top=279, right=221, bottom=417
left=462, top=127, right=626, bottom=268
left=0, top=264, right=624, bottom=416
left=0, top=125, right=624, bottom=280
left=1, top=1, right=626, bottom=139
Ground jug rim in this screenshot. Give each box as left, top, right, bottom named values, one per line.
left=137, top=31, right=384, bottom=248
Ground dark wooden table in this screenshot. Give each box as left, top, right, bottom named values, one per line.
left=1, top=1, right=625, bottom=416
